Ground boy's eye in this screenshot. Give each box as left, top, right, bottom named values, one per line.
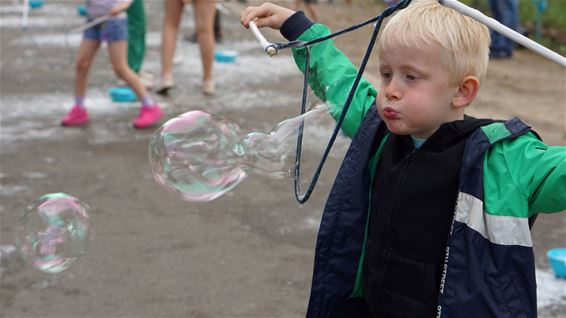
left=381, top=72, right=392, bottom=79
left=406, top=74, right=417, bottom=80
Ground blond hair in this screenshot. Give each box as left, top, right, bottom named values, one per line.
left=377, top=0, right=490, bottom=85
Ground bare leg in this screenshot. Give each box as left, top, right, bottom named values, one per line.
left=160, top=0, right=184, bottom=78
left=305, top=3, right=318, bottom=21
left=108, top=40, right=149, bottom=100
left=193, top=0, right=216, bottom=83
left=74, top=39, right=101, bottom=99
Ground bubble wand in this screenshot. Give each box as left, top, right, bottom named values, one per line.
left=247, top=0, right=565, bottom=203
left=248, top=21, right=278, bottom=57
left=250, top=0, right=566, bottom=67
left=247, top=1, right=411, bottom=203
left=69, top=14, right=110, bottom=33
left=439, top=0, right=566, bottom=67
left=21, top=14, right=111, bottom=70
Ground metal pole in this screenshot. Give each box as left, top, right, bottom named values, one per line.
left=439, top=0, right=566, bottom=67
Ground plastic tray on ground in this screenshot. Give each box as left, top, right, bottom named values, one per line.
left=547, top=248, right=566, bottom=279
left=77, top=5, right=88, bottom=17
left=214, top=50, right=238, bottom=63
left=29, top=0, right=44, bottom=9
left=109, top=86, right=137, bottom=103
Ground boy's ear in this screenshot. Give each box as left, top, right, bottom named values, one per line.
left=452, top=76, right=480, bottom=109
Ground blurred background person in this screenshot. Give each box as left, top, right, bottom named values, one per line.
left=187, top=7, right=223, bottom=43
left=156, top=0, right=216, bottom=95
left=115, top=0, right=154, bottom=88
left=487, top=0, right=519, bottom=59
left=293, top=0, right=318, bottom=22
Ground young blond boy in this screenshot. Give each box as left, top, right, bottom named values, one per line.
left=241, top=1, right=565, bottom=317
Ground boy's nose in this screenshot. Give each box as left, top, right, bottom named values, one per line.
left=385, top=80, right=401, bottom=101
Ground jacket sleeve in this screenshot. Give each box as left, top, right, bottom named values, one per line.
left=280, top=12, right=378, bottom=138
left=485, top=132, right=566, bottom=216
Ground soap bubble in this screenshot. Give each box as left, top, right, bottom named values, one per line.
left=15, top=193, right=90, bottom=274
left=149, top=104, right=329, bottom=202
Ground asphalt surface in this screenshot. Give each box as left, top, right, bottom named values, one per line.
left=1, top=1, right=565, bottom=317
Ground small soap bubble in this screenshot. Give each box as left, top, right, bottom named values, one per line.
left=149, top=104, right=329, bottom=202
left=15, top=193, right=90, bottom=274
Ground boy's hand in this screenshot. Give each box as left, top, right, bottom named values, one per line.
left=240, top=2, right=295, bottom=30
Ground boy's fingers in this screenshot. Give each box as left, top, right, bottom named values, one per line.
left=240, top=7, right=257, bottom=27
left=254, top=16, right=276, bottom=29
left=242, top=11, right=261, bottom=28
left=243, top=4, right=273, bottom=26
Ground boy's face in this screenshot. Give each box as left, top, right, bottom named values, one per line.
left=376, top=42, right=460, bottom=139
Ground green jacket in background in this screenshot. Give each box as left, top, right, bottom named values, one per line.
left=127, top=0, right=145, bottom=73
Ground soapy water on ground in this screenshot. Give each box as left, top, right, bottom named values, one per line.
left=2, top=241, right=564, bottom=312
left=1, top=1, right=563, bottom=316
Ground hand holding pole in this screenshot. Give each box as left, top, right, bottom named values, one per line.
left=249, top=21, right=278, bottom=56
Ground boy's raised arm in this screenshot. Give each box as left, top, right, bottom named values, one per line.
left=241, top=3, right=378, bottom=138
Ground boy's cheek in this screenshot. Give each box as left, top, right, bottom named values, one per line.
left=375, top=94, right=385, bottom=109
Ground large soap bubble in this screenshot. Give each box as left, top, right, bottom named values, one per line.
left=149, top=105, right=328, bottom=202
left=15, top=193, right=91, bottom=274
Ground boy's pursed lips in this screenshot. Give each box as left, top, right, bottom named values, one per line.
left=382, top=106, right=399, bottom=119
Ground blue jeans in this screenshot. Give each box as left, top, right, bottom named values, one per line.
left=488, top=0, right=519, bottom=56
left=83, top=18, right=128, bottom=43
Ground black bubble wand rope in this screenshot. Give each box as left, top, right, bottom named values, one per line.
left=248, top=0, right=412, bottom=204
left=292, top=0, right=412, bottom=204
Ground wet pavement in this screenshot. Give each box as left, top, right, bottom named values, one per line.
left=1, top=1, right=565, bottom=317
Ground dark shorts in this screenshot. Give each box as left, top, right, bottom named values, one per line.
left=83, top=18, right=128, bottom=42
left=303, top=0, right=318, bottom=3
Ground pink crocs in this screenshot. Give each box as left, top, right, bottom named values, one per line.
left=61, top=105, right=89, bottom=126
left=133, top=104, right=163, bottom=129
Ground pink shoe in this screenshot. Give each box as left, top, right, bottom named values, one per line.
left=133, top=104, right=163, bottom=129
left=61, top=105, right=89, bottom=126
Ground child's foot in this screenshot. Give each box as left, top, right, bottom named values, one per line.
left=155, top=76, right=175, bottom=95
left=203, top=80, right=215, bottom=95
left=133, top=104, right=163, bottom=129
left=139, top=71, right=155, bottom=89
left=61, top=105, right=89, bottom=126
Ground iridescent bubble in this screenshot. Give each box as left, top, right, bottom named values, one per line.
left=15, top=193, right=90, bottom=274
left=149, top=104, right=329, bottom=202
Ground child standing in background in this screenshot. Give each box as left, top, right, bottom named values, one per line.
left=61, top=0, right=162, bottom=129
left=293, top=0, right=318, bottom=22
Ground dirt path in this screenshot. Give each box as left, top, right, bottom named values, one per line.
left=1, top=1, right=564, bottom=317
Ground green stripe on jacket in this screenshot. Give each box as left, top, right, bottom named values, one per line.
left=483, top=131, right=566, bottom=217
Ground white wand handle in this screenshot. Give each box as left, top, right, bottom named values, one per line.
left=439, top=0, right=566, bottom=68
left=22, top=0, right=30, bottom=30
left=71, top=15, right=110, bottom=33
left=249, top=21, right=278, bottom=57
